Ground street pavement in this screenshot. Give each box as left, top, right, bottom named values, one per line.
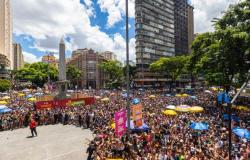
left=0, top=125, right=94, bottom=160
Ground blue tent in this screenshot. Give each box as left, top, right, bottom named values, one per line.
left=0, top=108, right=12, bottom=113
left=190, top=122, right=209, bottom=131
left=132, top=98, right=140, bottom=104
left=232, top=127, right=250, bottom=140
left=223, top=114, right=240, bottom=122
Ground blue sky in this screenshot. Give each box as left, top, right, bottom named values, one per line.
left=12, top=0, right=237, bottom=63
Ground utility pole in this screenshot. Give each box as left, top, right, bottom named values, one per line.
left=125, top=0, right=131, bottom=133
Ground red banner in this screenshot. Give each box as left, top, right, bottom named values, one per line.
left=35, top=97, right=95, bottom=109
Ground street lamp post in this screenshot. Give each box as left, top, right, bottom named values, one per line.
left=125, top=0, right=131, bottom=134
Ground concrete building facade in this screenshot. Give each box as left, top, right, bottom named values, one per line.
left=134, top=0, right=194, bottom=87
left=0, top=0, right=13, bottom=69
left=174, top=0, right=189, bottom=55
left=42, top=53, right=58, bottom=68
left=100, top=51, right=117, bottom=61
left=187, top=5, right=194, bottom=54
left=13, top=43, right=24, bottom=70
left=135, top=0, right=175, bottom=79
left=67, top=49, right=110, bottom=89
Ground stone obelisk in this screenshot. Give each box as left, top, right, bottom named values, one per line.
left=55, top=37, right=69, bottom=100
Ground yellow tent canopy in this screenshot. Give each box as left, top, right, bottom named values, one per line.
left=181, top=94, right=189, bottom=97
left=0, top=101, right=8, bottom=105
left=163, top=110, right=177, bottom=116
left=149, top=95, right=156, bottom=98
left=175, top=94, right=182, bottom=97
left=189, top=106, right=204, bottom=113
left=18, top=93, right=25, bottom=96
left=101, top=97, right=110, bottom=102
left=28, top=98, right=37, bottom=102
left=233, top=106, right=250, bottom=112
left=2, top=96, right=10, bottom=100
left=175, top=105, right=191, bottom=112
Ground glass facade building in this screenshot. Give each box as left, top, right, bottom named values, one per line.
left=135, top=0, right=175, bottom=79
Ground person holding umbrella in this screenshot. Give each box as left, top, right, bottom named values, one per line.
left=29, top=118, right=38, bottom=137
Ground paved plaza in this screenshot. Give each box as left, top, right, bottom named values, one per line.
left=0, top=125, right=94, bottom=160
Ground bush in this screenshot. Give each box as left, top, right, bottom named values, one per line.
left=0, top=79, right=11, bottom=92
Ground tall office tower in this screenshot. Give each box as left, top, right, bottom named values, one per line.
left=174, top=0, right=188, bottom=55
left=135, top=0, right=175, bottom=81
left=0, top=0, right=13, bottom=69
left=187, top=5, right=194, bottom=54
left=13, top=43, right=24, bottom=70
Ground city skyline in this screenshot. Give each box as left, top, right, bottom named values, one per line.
left=11, top=0, right=238, bottom=63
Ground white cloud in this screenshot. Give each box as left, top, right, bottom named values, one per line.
left=22, top=51, right=42, bottom=63
left=192, top=0, right=239, bottom=33
left=97, top=0, right=135, bottom=27
left=12, top=0, right=135, bottom=62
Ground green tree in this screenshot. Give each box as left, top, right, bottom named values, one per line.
left=189, top=1, right=250, bottom=89
left=15, top=62, right=58, bottom=87
left=0, top=79, right=11, bottom=92
left=66, top=65, right=81, bottom=87
left=99, top=60, right=123, bottom=88
left=150, top=56, right=189, bottom=91
left=122, top=64, right=137, bottom=80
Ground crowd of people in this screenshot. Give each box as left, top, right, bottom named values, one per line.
left=0, top=89, right=249, bottom=160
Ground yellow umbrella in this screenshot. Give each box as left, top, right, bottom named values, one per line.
left=189, top=106, right=204, bottom=113
left=101, top=97, right=109, bottom=102
left=18, top=93, right=25, bottom=96
left=211, top=87, right=218, bottom=91
left=163, top=110, right=177, bottom=116
left=182, top=94, right=189, bottom=97
left=28, top=97, right=36, bottom=102
left=149, top=95, right=156, bottom=98
left=175, top=105, right=191, bottom=112
left=175, top=94, right=182, bottom=97
left=0, top=101, right=8, bottom=105
left=111, top=123, right=115, bottom=129
left=234, top=106, right=250, bottom=112
left=2, top=96, right=10, bottom=100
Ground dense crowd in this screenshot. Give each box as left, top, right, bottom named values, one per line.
left=0, top=89, right=249, bottom=160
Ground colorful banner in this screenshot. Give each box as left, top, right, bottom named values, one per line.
left=35, top=97, right=95, bottom=109
left=132, top=104, right=143, bottom=127
left=114, top=109, right=127, bottom=137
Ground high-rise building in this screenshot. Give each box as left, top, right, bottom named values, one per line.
left=134, top=0, right=194, bottom=87
left=0, top=0, right=13, bottom=69
left=67, top=49, right=110, bottom=89
left=135, top=0, right=175, bottom=80
left=100, top=51, right=117, bottom=61
left=13, top=43, right=24, bottom=70
left=187, top=5, right=194, bottom=54
left=174, top=0, right=194, bottom=55
left=174, top=0, right=189, bottom=55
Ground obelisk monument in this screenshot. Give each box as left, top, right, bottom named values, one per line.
left=55, top=37, right=69, bottom=100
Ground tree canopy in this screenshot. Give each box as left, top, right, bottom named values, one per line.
left=99, top=60, right=123, bottom=88
left=0, top=79, right=11, bottom=92
left=66, top=65, right=81, bottom=82
left=15, top=62, right=58, bottom=87
left=150, top=56, right=190, bottom=90
left=189, top=0, right=250, bottom=88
